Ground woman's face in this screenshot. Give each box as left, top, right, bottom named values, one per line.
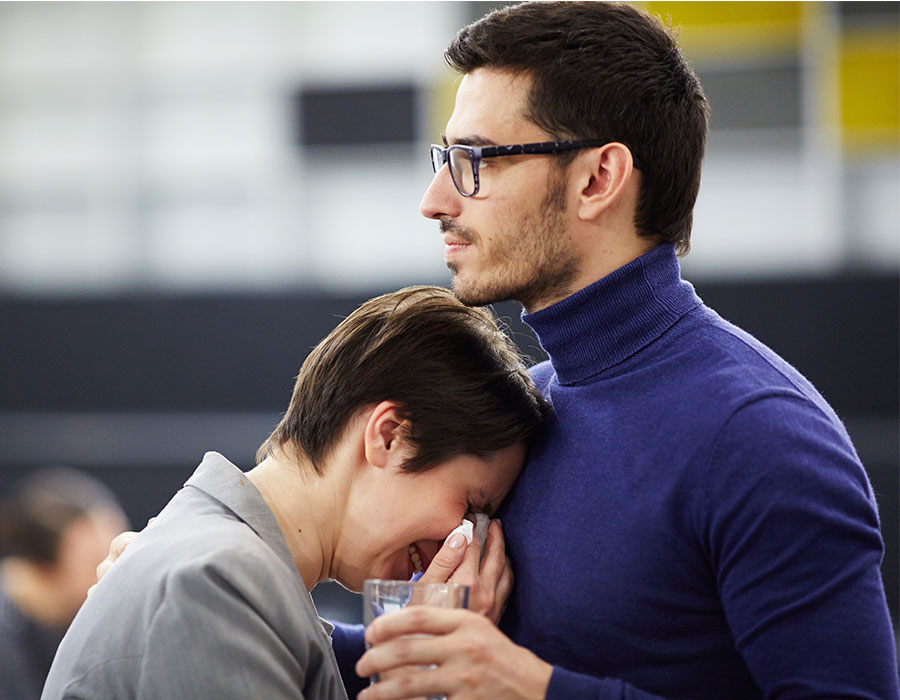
left=333, top=442, right=525, bottom=592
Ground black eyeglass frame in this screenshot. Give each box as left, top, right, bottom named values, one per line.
left=430, top=139, right=641, bottom=197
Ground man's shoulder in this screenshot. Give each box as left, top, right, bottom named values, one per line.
left=673, top=307, right=858, bottom=459
left=669, top=305, right=826, bottom=404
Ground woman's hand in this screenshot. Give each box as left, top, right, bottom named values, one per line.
left=418, top=519, right=513, bottom=625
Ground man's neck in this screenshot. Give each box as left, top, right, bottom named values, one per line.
left=524, top=236, right=657, bottom=313
left=1, top=559, right=73, bottom=628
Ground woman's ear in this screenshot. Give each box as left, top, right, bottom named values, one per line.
left=575, top=142, right=639, bottom=222
left=363, top=400, right=412, bottom=470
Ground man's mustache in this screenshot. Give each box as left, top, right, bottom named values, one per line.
left=439, top=217, right=475, bottom=244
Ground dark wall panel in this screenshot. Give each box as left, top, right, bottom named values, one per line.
left=2, top=295, right=364, bottom=411
left=0, top=273, right=897, bottom=627
left=296, top=83, right=418, bottom=146
left=3, top=275, right=894, bottom=414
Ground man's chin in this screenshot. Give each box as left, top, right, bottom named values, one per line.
left=451, top=274, right=515, bottom=308
left=450, top=273, right=486, bottom=307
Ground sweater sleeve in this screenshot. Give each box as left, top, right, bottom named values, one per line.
left=546, top=666, right=671, bottom=699
left=330, top=621, right=369, bottom=698
left=331, top=618, right=673, bottom=700
left=704, top=394, right=899, bottom=699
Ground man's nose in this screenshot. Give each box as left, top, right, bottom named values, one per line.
left=420, top=165, right=462, bottom=221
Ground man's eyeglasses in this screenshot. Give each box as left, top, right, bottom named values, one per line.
left=430, top=140, right=640, bottom=197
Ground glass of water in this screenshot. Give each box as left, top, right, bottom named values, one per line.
left=363, top=579, right=470, bottom=700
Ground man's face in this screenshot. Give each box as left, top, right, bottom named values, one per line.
left=51, top=508, right=129, bottom=623
left=420, top=69, right=581, bottom=312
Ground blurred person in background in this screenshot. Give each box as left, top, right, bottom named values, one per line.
left=0, top=466, right=128, bottom=700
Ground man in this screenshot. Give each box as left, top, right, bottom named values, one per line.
left=352, top=3, right=899, bottom=699
left=0, top=466, right=128, bottom=700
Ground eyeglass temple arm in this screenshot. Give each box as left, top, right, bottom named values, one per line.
left=479, top=141, right=641, bottom=169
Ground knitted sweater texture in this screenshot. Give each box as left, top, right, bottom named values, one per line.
left=501, top=244, right=898, bottom=699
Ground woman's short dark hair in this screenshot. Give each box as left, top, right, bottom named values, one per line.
left=257, top=285, right=548, bottom=473
left=446, top=1, right=709, bottom=255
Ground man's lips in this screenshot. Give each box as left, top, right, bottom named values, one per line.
left=440, top=219, right=473, bottom=253
left=443, top=233, right=471, bottom=247
left=443, top=236, right=471, bottom=258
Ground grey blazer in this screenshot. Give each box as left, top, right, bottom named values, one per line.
left=42, top=452, right=348, bottom=700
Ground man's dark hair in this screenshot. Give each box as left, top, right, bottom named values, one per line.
left=446, top=1, right=709, bottom=255
left=0, top=467, right=123, bottom=564
left=258, top=285, right=547, bottom=473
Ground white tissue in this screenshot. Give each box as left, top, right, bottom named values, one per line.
left=474, top=513, right=490, bottom=549
left=448, top=518, right=474, bottom=545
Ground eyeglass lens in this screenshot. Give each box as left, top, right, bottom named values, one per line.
left=430, top=147, right=444, bottom=174
left=432, top=146, right=477, bottom=196
left=448, top=148, right=476, bottom=196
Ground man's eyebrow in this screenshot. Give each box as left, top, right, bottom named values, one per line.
left=441, top=133, right=499, bottom=147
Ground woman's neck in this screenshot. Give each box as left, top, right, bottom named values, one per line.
left=246, top=449, right=348, bottom=592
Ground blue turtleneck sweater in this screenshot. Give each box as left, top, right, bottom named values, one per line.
left=333, top=244, right=898, bottom=699
left=500, top=244, right=897, bottom=699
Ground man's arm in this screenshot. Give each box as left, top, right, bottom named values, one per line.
left=331, top=622, right=368, bottom=699
left=705, top=396, right=899, bottom=698
left=356, top=608, right=673, bottom=700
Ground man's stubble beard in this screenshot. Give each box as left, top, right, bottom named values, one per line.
left=445, top=170, right=578, bottom=310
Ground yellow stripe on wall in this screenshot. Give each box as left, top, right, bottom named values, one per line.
left=643, top=1, right=804, bottom=59
left=840, top=30, right=900, bottom=152
left=428, top=73, right=462, bottom=139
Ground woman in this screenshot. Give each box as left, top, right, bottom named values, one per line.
left=42, top=285, right=547, bottom=700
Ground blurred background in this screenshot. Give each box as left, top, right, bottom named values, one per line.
left=0, top=1, right=897, bottom=631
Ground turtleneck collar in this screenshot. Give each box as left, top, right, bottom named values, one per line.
left=522, top=244, right=701, bottom=385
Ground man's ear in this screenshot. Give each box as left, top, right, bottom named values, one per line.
left=575, top=142, right=638, bottom=222
left=363, top=400, right=411, bottom=470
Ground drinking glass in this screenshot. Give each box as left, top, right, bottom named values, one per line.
left=363, top=579, right=470, bottom=700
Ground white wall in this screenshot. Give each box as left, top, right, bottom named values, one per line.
left=0, top=1, right=896, bottom=294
